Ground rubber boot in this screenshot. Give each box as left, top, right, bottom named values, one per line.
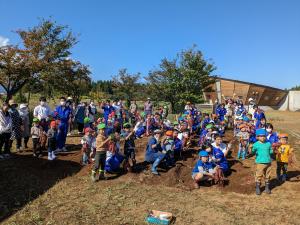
left=151, top=158, right=161, bottom=175
left=255, top=182, right=261, bottom=195
left=99, top=170, right=105, bottom=180
left=91, top=171, right=97, bottom=182
left=282, top=174, right=287, bottom=182
left=265, top=182, right=271, bottom=194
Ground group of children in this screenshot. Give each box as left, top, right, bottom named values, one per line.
left=191, top=98, right=295, bottom=195
left=21, top=96, right=296, bottom=195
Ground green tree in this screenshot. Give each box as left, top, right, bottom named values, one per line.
left=146, top=46, right=216, bottom=112
left=0, top=19, right=78, bottom=101
left=112, top=68, right=141, bottom=106
left=47, top=60, right=91, bottom=103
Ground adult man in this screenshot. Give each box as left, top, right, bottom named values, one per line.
left=55, top=97, right=72, bottom=152
left=33, top=97, right=52, bottom=132
left=145, top=129, right=165, bottom=175
left=144, top=98, right=153, bottom=116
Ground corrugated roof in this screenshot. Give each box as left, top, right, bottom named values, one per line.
left=216, top=77, right=287, bottom=92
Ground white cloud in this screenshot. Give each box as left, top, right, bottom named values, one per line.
left=0, top=36, right=9, bottom=47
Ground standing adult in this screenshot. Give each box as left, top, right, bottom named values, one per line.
left=55, top=97, right=72, bottom=152
left=88, top=100, right=97, bottom=124
left=144, top=98, right=153, bottom=116
left=8, top=100, right=23, bottom=152
left=19, top=103, right=30, bottom=149
left=74, top=101, right=86, bottom=134
left=33, top=97, right=52, bottom=132
left=101, top=100, right=114, bottom=123
left=0, top=102, right=12, bottom=158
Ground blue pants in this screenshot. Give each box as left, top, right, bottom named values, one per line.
left=57, top=123, right=68, bottom=149
left=237, top=149, right=247, bottom=160
left=145, top=152, right=165, bottom=172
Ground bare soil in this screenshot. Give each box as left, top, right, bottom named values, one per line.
left=1, top=110, right=300, bottom=225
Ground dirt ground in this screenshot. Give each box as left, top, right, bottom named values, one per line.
left=1, top=110, right=300, bottom=225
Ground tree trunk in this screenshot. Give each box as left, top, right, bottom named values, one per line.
left=170, top=101, right=175, bottom=114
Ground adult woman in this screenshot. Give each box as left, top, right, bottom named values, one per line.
left=0, top=102, right=12, bottom=158
left=8, top=100, right=22, bottom=152
left=19, top=103, right=30, bottom=149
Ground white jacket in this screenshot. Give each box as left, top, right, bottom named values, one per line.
left=0, top=110, right=12, bottom=134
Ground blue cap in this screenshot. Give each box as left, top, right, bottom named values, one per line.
left=256, top=129, right=267, bottom=136
left=243, top=116, right=250, bottom=122
left=198, top=151, right=209, bottom=157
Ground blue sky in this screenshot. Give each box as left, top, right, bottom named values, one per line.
left=0, top=0, right=299, bottom=89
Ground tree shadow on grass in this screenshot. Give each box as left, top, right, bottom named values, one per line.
left=0, top=153, right=82, bottom=222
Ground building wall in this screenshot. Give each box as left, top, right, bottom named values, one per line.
left=279, top=91, right=300, bottom=111
left=203, top=78, right=287, bottom=107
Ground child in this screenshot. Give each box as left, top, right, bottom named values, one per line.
left=81, top=127, right=96, bottom=165
left=91, top=123, right=111, bottom=182
left=192, top=151, right=217, bottom=189
left=237, top=137, right=249, bottom=160
left=276, top=134, right=294, bottom=182
left=31, top=118, right=42, bottom=157
left=162, top=130, right=175, bottom=167
left=47, top=121, right=58, bottom=160
left=251, top=129, right=273, bottom=195
left=122, top=123, right=136, bottom=172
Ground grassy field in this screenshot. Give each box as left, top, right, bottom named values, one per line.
left=1, top=110, right=300, bottom=225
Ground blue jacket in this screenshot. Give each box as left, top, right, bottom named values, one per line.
left=102, top=105, right=114, bottom=117
left=55, top=106, right=72, bottom=124
left=212, top=147, right=229, bottom=172
left=192, top=160, right=215, bottom=174
left=216, top=107, right=227, bottom=121
left=267, top=132, right=279, bottom=144
left=145, top=137, right=163, bottom=162
left=173, top=138, right=183, bottom=152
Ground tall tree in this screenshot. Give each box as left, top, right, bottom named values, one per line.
left=146, top=46, right=216, bottom=112
left=0, top=46, right=31, bottom=100
left=0, top=19, right=78, bottom=101
left=50, top=60, right=91, bottom=103
left=112, top=68, right=141, bottom=104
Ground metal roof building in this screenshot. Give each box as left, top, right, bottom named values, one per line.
left=203, top=77, right=288, bottom=106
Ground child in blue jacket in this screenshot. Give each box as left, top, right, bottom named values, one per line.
left=192, top=151, right=216, bottom=189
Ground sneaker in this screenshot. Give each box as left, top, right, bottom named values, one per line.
left=282, top=175, right=287, bottom=182
left=51, top=151, right=56, bottom=160
left=61, top=147, right=68, bottom=152
left=4, top=153, right=11, bottom=158
left=48, top=152, right=53, bottom=161
left=54, top=148, right=61, bottom=153
left=99, top=172, right=105, bottom=180
left=151, top=169, right=159, bottom=175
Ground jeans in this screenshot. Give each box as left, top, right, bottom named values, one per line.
left=237, top=148, right=247, bottom=160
